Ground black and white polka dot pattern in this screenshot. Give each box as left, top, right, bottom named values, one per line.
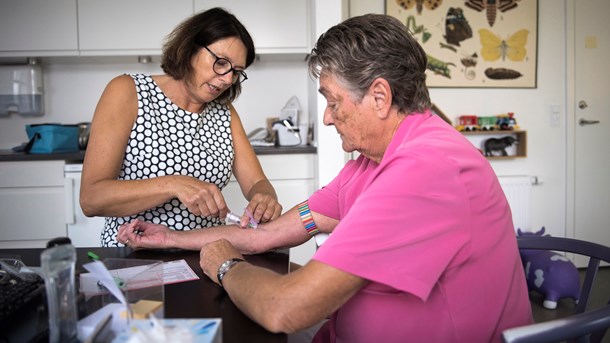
left=101, top=74, right=234, bottom=247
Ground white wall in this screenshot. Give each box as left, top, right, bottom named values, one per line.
left=0, top=55, right=310, bottom=149
left=347, top=0, right=569, bottom=237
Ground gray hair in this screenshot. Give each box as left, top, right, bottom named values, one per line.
left=308, top=14, right=431, bottom=114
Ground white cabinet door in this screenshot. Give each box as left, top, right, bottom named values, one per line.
left=223, top=154, right=316, bottom=210
left=195, top=0, right=310, bottom=54
left=223, top=153, right=317, bottom=265
left=224, top=179, right=314, bottom=214
left=0, top=161, right=67, bottom=248
left=0, top=0, right=78, bottom=56
left=77, top=0, right=193, bottom=55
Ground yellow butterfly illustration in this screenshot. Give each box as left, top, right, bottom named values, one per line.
left=479, top=29, right=529, bottom=62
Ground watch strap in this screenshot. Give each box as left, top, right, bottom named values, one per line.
left=217, top=258, right=245, bottom=287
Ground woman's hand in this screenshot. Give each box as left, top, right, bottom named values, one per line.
left=116, top=219, right=173, bottom=249
left=246, top=192, right=282, bottom=225
left=171, top=175, right=229, bottom=219
left=199, top=238, right=244, bottom=285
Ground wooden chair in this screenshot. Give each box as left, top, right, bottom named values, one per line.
left=502, top=235, right=610, bottom=343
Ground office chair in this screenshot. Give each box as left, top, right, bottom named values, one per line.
left=502, top=235, right=610, bottom=343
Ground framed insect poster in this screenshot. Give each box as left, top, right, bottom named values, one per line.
left=386, top=0, right=538, bottom=88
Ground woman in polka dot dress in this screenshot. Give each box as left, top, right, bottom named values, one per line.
left=80, top=8, right=282, bottom=247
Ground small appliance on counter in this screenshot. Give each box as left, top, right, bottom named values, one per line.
left=0, top=58, right=44, bottom=117
left=273, top=119, right=302, bottom=146
left=247, top=96, right=311, bottom=147
left=273, top=96, right=309, bottom=146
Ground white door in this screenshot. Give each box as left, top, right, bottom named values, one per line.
left=571, top=0, right=610, bottom=247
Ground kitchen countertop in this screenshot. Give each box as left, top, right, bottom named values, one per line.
left=0, top=145, right=316, bottom=162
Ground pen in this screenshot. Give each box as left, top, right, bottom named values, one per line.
left=88, top=251, right=100, bottom=261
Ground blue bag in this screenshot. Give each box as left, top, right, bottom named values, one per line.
left=24, top=123, right=80, bottom=154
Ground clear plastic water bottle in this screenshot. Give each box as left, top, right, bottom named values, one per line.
left=41, top=244, right=78, bottom=343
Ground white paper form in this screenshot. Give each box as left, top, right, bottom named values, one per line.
left=80, top=259, right=199, bottom=295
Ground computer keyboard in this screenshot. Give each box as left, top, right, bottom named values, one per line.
left=0, top=260, right=46, bottom=326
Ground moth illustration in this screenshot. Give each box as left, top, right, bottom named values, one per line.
left=464, top=0, right=520, bottom=27
left=479, top=29, right=528, bottom=62
left=396, top=0, right=443, bottom=14
left=444, top=7, right=472, bottom=46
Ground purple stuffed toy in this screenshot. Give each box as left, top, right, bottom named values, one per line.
left=517, top=227, right=581, bottom=309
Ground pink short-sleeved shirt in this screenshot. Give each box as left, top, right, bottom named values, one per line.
left=309, top=112, right=532, bottom=343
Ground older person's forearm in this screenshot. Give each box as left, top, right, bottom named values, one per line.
left=165, top=223, right=280, bottom=253
left=223, top=260, right=366, bottom=334
left=160, top=205, right=310, bottom=252
left=222, top=263, right=320, bottom=333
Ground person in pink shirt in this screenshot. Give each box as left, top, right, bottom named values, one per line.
left=118, top=13, right=533, bottom=342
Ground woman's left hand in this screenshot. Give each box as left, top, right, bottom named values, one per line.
left=245, top=193, right=282, bottom=225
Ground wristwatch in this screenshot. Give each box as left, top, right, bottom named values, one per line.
left=217, top=258, right=245, bottom=287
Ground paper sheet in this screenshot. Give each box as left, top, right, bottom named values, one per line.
left=80, top=259, right=199, bottom=295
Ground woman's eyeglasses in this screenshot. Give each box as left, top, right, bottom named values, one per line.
left=204, top=46, right=248, bottom=85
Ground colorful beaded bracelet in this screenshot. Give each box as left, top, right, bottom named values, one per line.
left=298, top=200, right=320, bottom=236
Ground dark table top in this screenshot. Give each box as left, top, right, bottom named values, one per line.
left=0, top=247, right=289, bottom=343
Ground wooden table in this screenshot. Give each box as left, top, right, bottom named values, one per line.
left=0, top=247, right=289, bottom=343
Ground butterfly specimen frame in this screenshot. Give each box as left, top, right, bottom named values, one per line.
left=386, top=0, right=538, bottom=88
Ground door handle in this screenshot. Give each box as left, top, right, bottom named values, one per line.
left=579, top=118, right=600, bottom=126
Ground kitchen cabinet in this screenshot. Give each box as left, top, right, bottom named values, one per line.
left=1, top=0, right=310, bottom=57
left=0, top=0, right=78, bottom=56
left=0, top=153, right=317, bottom=261
left=195, top=0, right=310, bottom=54
left=223, top=153, right=317, bottom=265
left=77, top=0, right=193, bottom=55
left=0, top=161, right=67, bottom=248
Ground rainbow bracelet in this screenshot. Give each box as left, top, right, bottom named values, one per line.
left=298, top=200, right=320, bottom=236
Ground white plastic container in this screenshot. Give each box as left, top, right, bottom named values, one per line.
left=273, top=121, right=302, bottom=146
left=0, top=62, right=44, bottom=116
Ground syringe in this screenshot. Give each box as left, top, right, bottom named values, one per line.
left=225, top=212, right=258, bottom=229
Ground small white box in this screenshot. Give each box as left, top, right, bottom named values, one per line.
left=113, top=318, right=222, bottom=343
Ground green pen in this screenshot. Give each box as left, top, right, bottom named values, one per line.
left=88, top=251, right=100, bottom=261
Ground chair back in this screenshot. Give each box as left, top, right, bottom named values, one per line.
left=502, top=235, right=610, bottom=343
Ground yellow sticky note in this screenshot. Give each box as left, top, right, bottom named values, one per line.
left=120, top=300, right=164, bottom=319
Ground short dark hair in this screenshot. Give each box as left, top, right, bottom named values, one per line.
left=308, top=14, right=431, bottom=114
left=161, top=7, right=255, bottom=103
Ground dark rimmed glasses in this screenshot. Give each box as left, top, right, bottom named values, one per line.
left=204, top=46, right=248, bottom=85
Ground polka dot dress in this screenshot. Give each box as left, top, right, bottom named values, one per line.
left=101, top=74, right=234, bottom=247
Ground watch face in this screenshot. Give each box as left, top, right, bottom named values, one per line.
left=219, top=260, right=232, bottom=274
left=218, top=258, right=244, bottom=285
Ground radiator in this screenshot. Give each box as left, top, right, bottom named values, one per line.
left=498, top=175, right=532, bottom=232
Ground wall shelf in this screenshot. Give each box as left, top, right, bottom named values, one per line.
left=461, top=130, right=527, bottom=159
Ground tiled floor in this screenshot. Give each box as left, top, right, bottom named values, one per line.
left=529, top=267, right=610, bottom=342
